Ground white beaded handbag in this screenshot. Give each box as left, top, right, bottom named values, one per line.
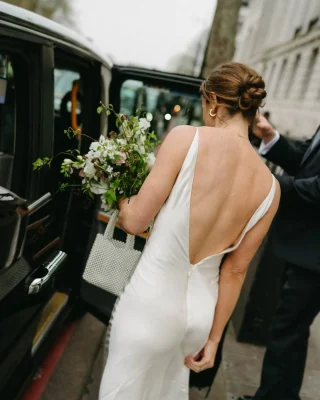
left=83, top=210, right=142, bottom=296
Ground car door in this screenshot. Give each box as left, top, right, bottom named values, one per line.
left=80, top=66, right=203, bottom=323
left=0, top=34, right=63, bottom=398
left=0, top=25, right=102, bottom=398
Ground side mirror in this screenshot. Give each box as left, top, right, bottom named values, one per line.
left=0, top=186, right=28, bottom=269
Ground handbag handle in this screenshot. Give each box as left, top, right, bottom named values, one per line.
left=104, top=210, right=136, bottom=250
left=104, top=210, right=119, bottom=240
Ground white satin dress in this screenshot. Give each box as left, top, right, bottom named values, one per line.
left=99, top=130, right=276, bottom=400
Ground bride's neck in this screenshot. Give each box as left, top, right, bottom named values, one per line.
left=214, top=114, right=250, bottom=137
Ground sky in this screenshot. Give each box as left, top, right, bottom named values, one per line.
left=74, top=0, right=217, bottom=70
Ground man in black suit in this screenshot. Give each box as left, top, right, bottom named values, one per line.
left=239, top=116, right=320, bottom=400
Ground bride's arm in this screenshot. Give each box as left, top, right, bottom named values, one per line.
left=186, top=183, right=280, bottom=372
left=118, top=126, right=196, bottom=234
left=209, top=193, right=280, bottom=344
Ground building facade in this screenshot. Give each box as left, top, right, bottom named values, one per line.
left=234, top=0, right=320, bottom=139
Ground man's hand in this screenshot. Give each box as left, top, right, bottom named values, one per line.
left=253, top=114, right=277, bottom=144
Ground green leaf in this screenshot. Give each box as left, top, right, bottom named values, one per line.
left=32, top=157, right=52, bottom=170
left=112, top=179, right=120, bottom=189
left=64, top=127, right=78, bottom=139
left=105, top=189, right=116, bottom=206
left=107, top=110, right=111, bottom=116
left=82, top=185, right=94, bottom=199
left=113, top=154, right=121, bottom=161
left=59, top=183, right=70, bottom=192
left=97, top=106, right=103, bottom=114
left=32, top=158, right=43, bottom=170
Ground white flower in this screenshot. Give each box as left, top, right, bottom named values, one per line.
left=73, top=162, right=84, bottom=170
left=100, top=195, right=111, bottom=211
left=63, top=158, right=73, bottom=165
left=83, top=160, right=96, bottom=179
left=107, top=149, right=116, bottom=159
left=106, top=166, right=113, bottom=174
left=102, top=141, right=117, bottom=158
left=89, top=141, right=100, bottom=151
left=122, top=120, right=128, bottom=129
left=99, top=135, right=107, bottom=144
left=86, top=150, right=95, bottom=160
left=91, top=181, right=109, bottom=195
left=138, top=134, right=146, bottom=144
left=116, top=138, right=126, bottom=146
left=146, top=153, right=156, bottom=170
left=101, top=202, right=111, bottom=212
left=138, top=145, right=145, bottom=155
left=94, top=150, right=102, bottom=159
left=114, top=151, right=127, bottom=165
left=138, top=118, right=150, bottom=131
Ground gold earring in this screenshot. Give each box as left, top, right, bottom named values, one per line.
left=209, top=109, right=216, bottom=118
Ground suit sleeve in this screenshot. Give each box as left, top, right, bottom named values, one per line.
left=264, top=135, right=312, bottom=175
left=277, top=175, right=320, bottom=205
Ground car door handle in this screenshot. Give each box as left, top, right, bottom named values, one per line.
left=27, top=250, right=67, bottom=294
left=27, top=192, right=52, bottom=216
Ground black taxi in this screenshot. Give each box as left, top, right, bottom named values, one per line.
left=0, top=3, right=203, bottom=398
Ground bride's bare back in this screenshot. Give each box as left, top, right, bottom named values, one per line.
left=189, top=126, right=274, bottom=264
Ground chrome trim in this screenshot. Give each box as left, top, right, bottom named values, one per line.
left=31, top=294, right=68, bottom=355
left=28, top=192, right=51, bottom=215
left=27, top=251, right=67, bottom=294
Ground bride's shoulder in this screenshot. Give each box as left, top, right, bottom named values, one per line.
left=165, top=125, right=199, bottom=143
left=158, top=126, right=199, bottom=160
left=168, top=125, right=198, bottom=135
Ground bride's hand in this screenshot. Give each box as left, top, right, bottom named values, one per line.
left=184, top=339, right=219, bottom=373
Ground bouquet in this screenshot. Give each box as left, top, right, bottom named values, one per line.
left=33, top=104, right=160, bottom=210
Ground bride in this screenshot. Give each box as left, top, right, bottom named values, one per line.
left=99, top=62, right=280, bottom=400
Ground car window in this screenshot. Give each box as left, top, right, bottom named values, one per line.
left=53, top=68, right=81, bottom=154
left=120, top=79, right=202, bottom=142
left=54, top=69, right=80, bottom=113
left=0, top=53, right=16, bottom=190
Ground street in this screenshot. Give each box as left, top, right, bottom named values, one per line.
left=23, top=313, right=320, bottom=400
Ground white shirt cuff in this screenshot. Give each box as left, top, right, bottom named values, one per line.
left=258, top=131, right=280, bottom=155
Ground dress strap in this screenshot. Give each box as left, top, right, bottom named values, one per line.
left=167, top=129, right=199, bottom=204
left=221, top=175, right=277, bottom=254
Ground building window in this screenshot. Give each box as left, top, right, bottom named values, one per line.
left=273, top=59, right=287, bottom=98
left=286, top=54, right=301, bottom=98
left=294, top=26, right=302, bottom=38
left=301, top=48, right=319, bottom=99
left=308, top=17, right=319, bottom=32
left=265, top=62, right=276, bottom=91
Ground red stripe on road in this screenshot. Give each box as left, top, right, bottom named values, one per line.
left=23, top=322, right=77, bottom=400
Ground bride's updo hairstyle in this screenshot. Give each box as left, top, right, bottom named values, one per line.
left=201, top=62, right=267, bottom=121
